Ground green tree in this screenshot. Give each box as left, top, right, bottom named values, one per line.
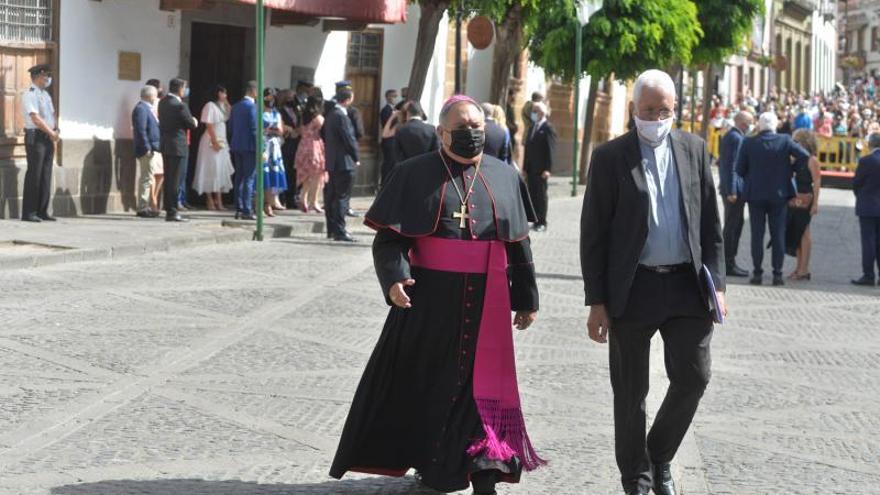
left=529, top=0, right=702, bottom=183
left=691, top=0, right=765, bottom=137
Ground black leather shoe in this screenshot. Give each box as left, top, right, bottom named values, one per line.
left=346, top=208, right=360, bottom=217
left=532, top=224, right=547, bottom=232
left=653, top=463, right=677, bottom=495
left=333, top=232, right=357, bottom=242
left=165, top=213, right=188, bottom=222
left=136, top=210, right=153, bottom=218
left=37, top=214, right=56, bottom=221
left=22, top=214, right=41, bottom=223
left=726, top=263, right=749, bottom=277
left=772, top=275, right=785, bottom=286
left=749, top=273, right=762, bottom=285
left=851, top=276, right=876, bottom=286
left=626, top=487, right=650, bottom=495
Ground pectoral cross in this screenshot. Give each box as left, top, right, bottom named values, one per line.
left=452, top=204, right=470, bottom=229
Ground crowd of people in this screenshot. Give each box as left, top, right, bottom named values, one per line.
left=710, top=74, right=880, bottom=286
left=131, top=77, right=366, bottom=241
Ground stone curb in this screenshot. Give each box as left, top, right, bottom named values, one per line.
left=0, top=229, right=252, bottom=272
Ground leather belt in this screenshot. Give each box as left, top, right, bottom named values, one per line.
left=638, top=263, right=690, bottom=274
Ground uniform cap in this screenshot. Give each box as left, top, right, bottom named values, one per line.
left=28, top=64, right=51, bottom=76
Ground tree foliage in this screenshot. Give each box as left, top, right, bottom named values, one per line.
left=530, top=0, right=703, bottom=82
left=691, top=0, right=765, bottom=67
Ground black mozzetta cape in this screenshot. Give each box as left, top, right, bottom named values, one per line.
left=365, top=151, right=536, bottom=240
left=330, top=151, right=539, bottom=492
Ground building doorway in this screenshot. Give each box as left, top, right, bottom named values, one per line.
left=345, top=30, right=383, bottom=150
left=185, top=21, right=249, bottom=205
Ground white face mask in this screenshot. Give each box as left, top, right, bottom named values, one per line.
left=44, top=76, right=53, bottom=88
left=634, top=116, right=674, bottom=146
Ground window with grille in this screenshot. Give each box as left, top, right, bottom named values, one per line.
left=347, top=32, right=381, bottom=73
left=0, top=0, right=52, bottom=43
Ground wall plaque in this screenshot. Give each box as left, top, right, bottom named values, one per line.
left=118, top=51, right=142, bottom=81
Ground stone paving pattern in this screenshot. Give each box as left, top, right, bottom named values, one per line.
left=0, top=187, right=877, bottom=494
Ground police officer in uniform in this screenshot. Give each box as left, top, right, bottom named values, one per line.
left=21, top=64, right=59, bottom=222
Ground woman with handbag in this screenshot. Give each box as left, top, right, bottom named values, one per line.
left=786, top=129, right=822, bottom=280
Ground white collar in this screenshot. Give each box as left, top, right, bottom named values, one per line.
left=244, top=96, right=254, bottom=102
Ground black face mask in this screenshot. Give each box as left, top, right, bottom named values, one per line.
left=448, top=128, right=485, bottom=159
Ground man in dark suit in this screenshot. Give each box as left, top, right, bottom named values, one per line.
left=230, top=81, right=259, bottom=220
left=581, top=70, right=726, bottom=495
left=324, top=88, right=360, bottom=242
left=380, top=88, right=398, bottom=129
left=392, top=101, right=439, bottom=164
left=852, top=133, right=880, bottom=286
left=523, top=101, right=556, bottom=231
left=335, top=81, right=363, bottom=217
left=481, top=102, right=511, bottom=164
left=718, top=111, right=753, bottom=277
left=736, top=111, right=810, bottom=286
left=158, top=77, right=198, bottom=222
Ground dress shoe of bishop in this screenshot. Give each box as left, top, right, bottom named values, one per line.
left=165, top=213, right=188, bottom=223
left=851, top=275, right=876, bottom=286
left=37, top=214, right=56, bottom=222
left=726, top=263, right=749, bottom=277
left=772, top=274, right=785, bottom=286
left=652, top=463, right=677, bottom=495
left=333, top=232, right=357, bottom=242
left=532, top=224, right=547, bottom=232
left=22, top=214, right=41, bottom=223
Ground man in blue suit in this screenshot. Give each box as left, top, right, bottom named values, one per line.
left=230, top=81, right=258, bottom=220
left=852, top=133, right=880, bottom=286
left=718, top=111, right=753, bottom=277
left=323, top=88, right=360, bottom=242
left=736, top=111, right=810, bottom=286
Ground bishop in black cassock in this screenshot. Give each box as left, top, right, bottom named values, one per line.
left=330, top=96, right=545, bottom=494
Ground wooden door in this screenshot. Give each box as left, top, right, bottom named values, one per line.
left=185, top=21, right=248, bottom=202
left=345, top=30, right=383, bottom=150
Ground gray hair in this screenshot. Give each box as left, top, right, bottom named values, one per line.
left=633, top=69, right=676, bottom=106
left=758, top=111, right=778, bottom=132
left=869, top=132, right=880, bottom=150
left=480, top=102, right=495, bottom=117
left=140, top=85, right=158, bottom=99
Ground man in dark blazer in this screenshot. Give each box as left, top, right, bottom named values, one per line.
left=392, top=100, right=439, bottom=164
left=852, top=133, right=880, bottom=286
left=132, top=85, right=162, bottom=218
left=581, top=70, right=726, bottom=495
left=735, top=111, right=810, bottom=286
left=324, top=88, right=360, bottom=242
left=230, top=81, right=259, bottom=220
left=158, top=77, right=198, bottom=222
left=523, top=101, right=556, bottom=231
left=481, top=102, right=511, bottom=164
left=718, top=111, right=753, bottom=277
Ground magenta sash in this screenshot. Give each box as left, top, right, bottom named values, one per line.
left=409, top=237, right=545, bottom=471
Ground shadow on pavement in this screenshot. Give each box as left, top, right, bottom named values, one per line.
left=51, top=477, right=443, bottom=495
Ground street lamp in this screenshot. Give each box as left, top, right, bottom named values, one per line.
left=572, top=0, right=600, bottom=197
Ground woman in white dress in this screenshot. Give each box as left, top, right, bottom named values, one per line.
left=193, top=85, right=234, bottom=210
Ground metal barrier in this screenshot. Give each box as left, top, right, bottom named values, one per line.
left=815, top=136, right=862, bottom=174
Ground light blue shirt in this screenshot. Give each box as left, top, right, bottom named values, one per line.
left=638, top=137, right=691, bottom=266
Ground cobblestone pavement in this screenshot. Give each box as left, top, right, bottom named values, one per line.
left=0, top=188, right=876, bottom=495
